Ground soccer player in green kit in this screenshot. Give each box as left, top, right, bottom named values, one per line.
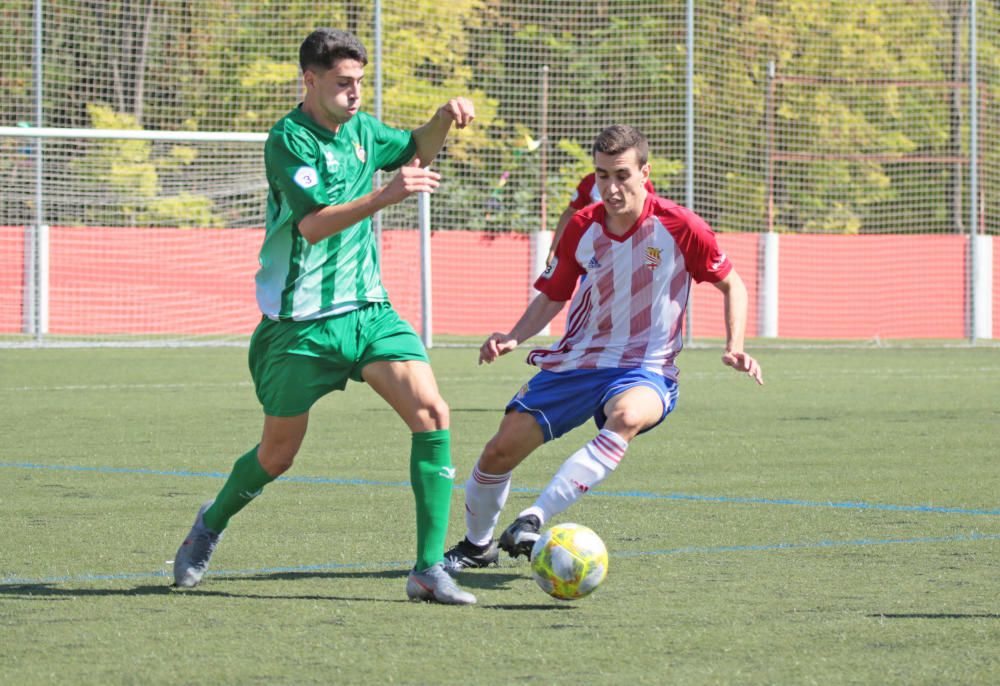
left=172, top=28, right=477, bottom=604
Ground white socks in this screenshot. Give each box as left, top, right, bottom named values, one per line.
left=463, top=462, right=512, bottom=547
left=523, top=429, right=628, bottom=524
left=465, top=429, right=629, bottom=544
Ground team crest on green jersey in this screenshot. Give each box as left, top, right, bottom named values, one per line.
left=354, top=142, right=366, bottom=163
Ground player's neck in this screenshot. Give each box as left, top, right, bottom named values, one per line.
left=300, top=101, right=343, bottom=134
left=605, top=207, right=642, bottom=236
left=604, top=190, right=647, bottom=236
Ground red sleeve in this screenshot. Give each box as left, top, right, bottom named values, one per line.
left=534, top=211, right=589, bottom=300
left=568, top=174, right=596, bottom=210
left=666, top=204, right=732, bottom=283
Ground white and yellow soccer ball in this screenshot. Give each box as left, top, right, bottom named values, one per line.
left=529, top=523, right=608, bottom=600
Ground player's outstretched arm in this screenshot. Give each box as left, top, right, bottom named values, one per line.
left=411, top=97, right=476, bottom=166
left=479, top=293, right=565, bottom=365
left=298, top=158, right=439, bottom=244
left=712, top=270, right=764, bottom=385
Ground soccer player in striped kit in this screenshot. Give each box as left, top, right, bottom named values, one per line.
left=172, top=28, right=477, bottom=604
left=445, top=124, right=764, bottom=569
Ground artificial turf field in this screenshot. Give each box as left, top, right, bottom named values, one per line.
left=1, top=344, right=997, bottom=684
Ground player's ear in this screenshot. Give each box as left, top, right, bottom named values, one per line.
left=641, top=162, right=651, bottom=181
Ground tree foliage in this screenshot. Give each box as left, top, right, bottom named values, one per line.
left=0, top=0, right=996, bottom=234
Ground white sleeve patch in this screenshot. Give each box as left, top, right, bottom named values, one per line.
left=293, top=166, right=319, bottom=189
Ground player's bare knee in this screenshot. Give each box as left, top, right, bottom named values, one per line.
left=258, top=447, right=296, bottom=476
left=258, top=435, right=302, bottom=476
left=605, top=407, right=647, bottom=437
left=479, top=434, right=519, bottom=473
left=414, top=397, right=450, bottom=431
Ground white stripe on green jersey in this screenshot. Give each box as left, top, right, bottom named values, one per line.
left=256, top=106, right=416, bottom=321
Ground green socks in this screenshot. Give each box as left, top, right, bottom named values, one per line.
left=410, top=429, right=455, bottom=570
left=201, top=433, right=454, bottom=570
left=202, top=446, right=276, bottom=533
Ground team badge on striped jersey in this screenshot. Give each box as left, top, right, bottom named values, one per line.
left=644, top=246, right=662, bottom=269
left=354, top=142, right=366, bottom=163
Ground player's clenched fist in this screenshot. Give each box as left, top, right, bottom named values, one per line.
left=438, top=97, right=475, bottom=129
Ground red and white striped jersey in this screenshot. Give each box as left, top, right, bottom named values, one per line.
left=569, top=172, right=655, bottom=210
left=528, top=193, right=732, bottom=380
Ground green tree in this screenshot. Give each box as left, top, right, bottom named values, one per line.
left=69, top=104, right=220, bottom=227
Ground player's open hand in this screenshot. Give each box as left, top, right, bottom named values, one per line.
left=384, top=157, right=440, bottom=204
left=479, top=333, right=517, bottom=365
left=722, top=350, right=764, bottom=384
left=438, top=97, right=475, bottom=129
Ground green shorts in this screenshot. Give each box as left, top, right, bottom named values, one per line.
left=248, top=302, right=428, bottom=417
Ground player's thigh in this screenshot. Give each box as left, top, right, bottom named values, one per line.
left=507, top=369, right=617, bottom=441
left=597, top=369, right=677, bottom=439
left=356, top=304, right=443, bottom=431
left=361, top=359, right=448, bottom=432
left=479, top=409, right=546, bottom=474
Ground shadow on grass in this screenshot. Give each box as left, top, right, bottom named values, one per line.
left=0, top=569, right=530, bottom=604
left=226, top=568, right=526, bottom=593
left=867, top=612, right=1000, bottom=619
left=481, top=603, right=576, bottom=611
left=224, top=568, right=407, bottom=583
left=0, top=582, right=410, bottom=604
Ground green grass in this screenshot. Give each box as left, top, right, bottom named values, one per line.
left=1, top=345, right=998, bottom=684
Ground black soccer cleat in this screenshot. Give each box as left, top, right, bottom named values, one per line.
left=443, top=537, right=500, bottom=571
left=498, top=514, right=541, bottom=560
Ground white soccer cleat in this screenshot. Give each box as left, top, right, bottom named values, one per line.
left=172, top=500, right=223, bottom=588
left=406, top=562, right=477, bottom=605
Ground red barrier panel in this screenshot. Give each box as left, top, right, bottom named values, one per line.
left=778, top=234, right=966, bottom=339
left=381, top=230, right=552, bottom=337
left=48, top=226, right=261, bottom=335
left=0, top=226, right=990, bottom=340
left=0, top=227, right=25, bottom=332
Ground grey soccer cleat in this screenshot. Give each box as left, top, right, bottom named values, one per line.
left=406, top=562, right=477, bottom=605
left=172, top=500, right=222, bottom=588
left=498, top=514, right=541, bottom=560
left=443, top=538, right=500, bottom=572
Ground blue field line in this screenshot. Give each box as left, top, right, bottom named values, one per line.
left=2, top=532, right=997, bottom=588
left=2, top=459, right=999, bottom=517
left=615, top=531, right=1000, bottom=558
left=579, top=488, right=1000, bottom=517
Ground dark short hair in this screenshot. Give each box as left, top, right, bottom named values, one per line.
left=592, top=125, right=649, bottom=167
left=299, top=28, right=368, bottom=73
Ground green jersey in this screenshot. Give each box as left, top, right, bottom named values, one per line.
left=256, top=106, right=416, bottom=321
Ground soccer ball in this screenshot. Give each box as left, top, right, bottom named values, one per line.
left=530, top=523, right=608, bottom=600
